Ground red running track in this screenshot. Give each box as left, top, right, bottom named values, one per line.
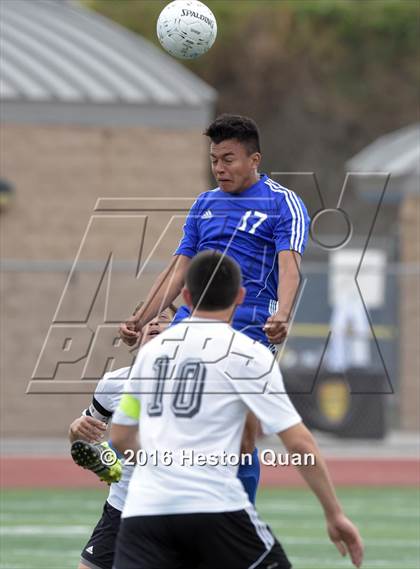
left=1, top=456, right=419, bottom=488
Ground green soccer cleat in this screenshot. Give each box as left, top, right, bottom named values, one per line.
left=71, top=440, right=122, bottom=484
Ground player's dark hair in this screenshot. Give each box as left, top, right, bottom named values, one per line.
left=204, top=114, right=261, bottom=155
left=167, top=303, right=178, bottom=318
left=186, top=251, right=242, bottom=310
left=132, top=303, right=177, bottom=319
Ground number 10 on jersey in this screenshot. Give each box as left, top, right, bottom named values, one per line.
left=147, top=357, right=206, bottom=419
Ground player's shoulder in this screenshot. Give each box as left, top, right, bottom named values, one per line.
left=96, top=367, right=131, bottom=395
left=188, top=189, right=221, bottom=214
left=144, top=319, right=235, bottom=355
left=262, top=176, right=296, bottom=199
left=231, top=327, right=274, bottom=360
left=92, top=367, right=131, bottom=414
left=262, top=176, right=309, bottom=217
left=225, top=328, right=278, bottom=378
left=196, top=187, right=222, bottom=201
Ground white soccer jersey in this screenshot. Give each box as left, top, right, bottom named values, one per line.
left=113, top=317, right=301, bottom=518
left=87, top=367, right=134, bottom=512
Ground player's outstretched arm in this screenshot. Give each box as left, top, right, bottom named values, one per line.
left=68, top=415, right=107, bottom=444
left=119, top=255, right=190, bottom=346
left=278, top=422, right=364, bottom=568
left=264, top=250, right=301, bottom=345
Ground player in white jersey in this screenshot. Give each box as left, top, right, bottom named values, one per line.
left=111, top=251, right=363, bottom=569
left=69, top=308, right=175, bottom=569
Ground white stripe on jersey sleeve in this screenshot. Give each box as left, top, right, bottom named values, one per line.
left=283, top=191, right=300, bottom=251
left=288, top=192, right=304, bottom=251
left=264, top=178, right=306, bottom=253
left=288, top=190, right=306, bottom=252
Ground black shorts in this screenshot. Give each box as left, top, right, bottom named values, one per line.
left=113, top=507, right=291, bottom=569
left=81, top=501, right=121, bottom=569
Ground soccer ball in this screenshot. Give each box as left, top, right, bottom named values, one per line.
left=157, top=0, right=217, bottom=60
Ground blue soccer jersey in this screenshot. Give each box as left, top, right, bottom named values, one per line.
left=175, top=174, right=310, bottom=310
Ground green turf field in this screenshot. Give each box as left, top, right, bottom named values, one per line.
left=1, top=487, right=419, bottom=569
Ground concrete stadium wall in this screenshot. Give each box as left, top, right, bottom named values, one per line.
left=0, top=124, right=208, bottom=436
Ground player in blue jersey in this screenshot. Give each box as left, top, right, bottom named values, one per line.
left=119, top=114, right=310, bottom=503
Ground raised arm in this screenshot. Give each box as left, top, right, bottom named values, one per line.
left=278, top=422, right=364, bottom=568
left=119, top=255, right=191, bottom=346
left=264, top=250, right=301, bottom=345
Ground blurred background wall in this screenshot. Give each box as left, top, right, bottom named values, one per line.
left=0, top=0, right=215, bottom=435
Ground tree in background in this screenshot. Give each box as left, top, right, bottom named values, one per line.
left=85, top=0, right=419, bottom=227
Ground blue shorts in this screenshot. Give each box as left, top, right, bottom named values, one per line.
left=171, top=304, right=272, bottom=503
left=172, top=303, right=274, bottom=350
